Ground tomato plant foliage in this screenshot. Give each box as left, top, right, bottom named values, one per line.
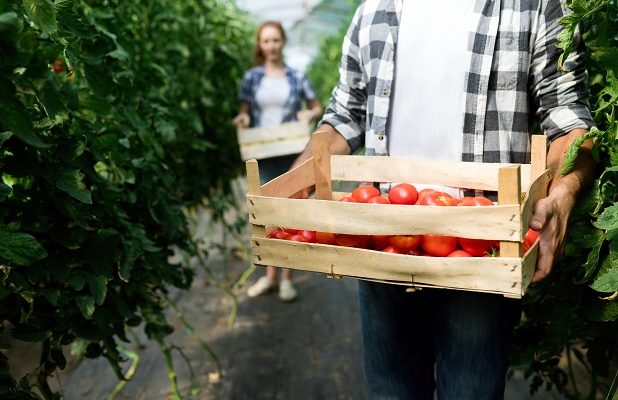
left=0, top=0, right=253, bottom=398
left=510, top=1, right=618, bottom=398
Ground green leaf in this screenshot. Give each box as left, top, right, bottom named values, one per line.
left=587, top=300, right=618, bottom=322
left=69, top=274, right=85, bottom=291
left=23, top=0, right=58, bottom=35
left=0, top=183, right=11, bottom=202
left=76, top=295, right=95, bottom=319
left=119, top=239, right=140, bottom=282
left=0, top=131, right=12, bottom=146
left=0, top=80, right=48, bottom=148
left=560, top=129, right=598, bottom=176
left=53, top=0, right=73, bottom=12
left=56, top=169, right=92, bottom=204
left=590, top=261, right=618, bottom=293
left=594, top=204, right=618, bottom=231
left=11, top=324, right=51, bottom=342
left=87, top=274, right=107, bottom=305
left=0, top=227, right=48, bottom=266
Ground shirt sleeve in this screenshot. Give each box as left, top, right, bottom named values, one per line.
left=529, top=0, right=594, bottom=141
left=238, top=69, right=253, bottom=104
left=299, top=73, right=317, bottom=102
left=319, top=5, right=367, bottom=153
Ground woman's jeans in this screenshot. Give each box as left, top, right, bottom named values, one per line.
left=358, top=280, right=521, bottom=400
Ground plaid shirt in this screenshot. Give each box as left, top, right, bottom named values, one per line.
left=239, top=64, right=317, bottom=128
left=321, top=0, right=594, bottom=164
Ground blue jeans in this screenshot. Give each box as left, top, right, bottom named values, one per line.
left=358, top=280, right=521, bottom=400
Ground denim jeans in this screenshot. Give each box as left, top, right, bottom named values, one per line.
left=258, top=154, right=298, bottom=184
left=358, top=280, right=521, bottom=400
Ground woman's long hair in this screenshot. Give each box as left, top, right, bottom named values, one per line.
left=253, top=21, right=287, bottom=66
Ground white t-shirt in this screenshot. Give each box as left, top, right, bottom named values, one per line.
left=388, top=0, right=477, bottom=197
left=255, top=76, right=290, bottom=128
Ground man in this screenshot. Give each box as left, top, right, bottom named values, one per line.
left=292, top=0, right=595, bottom=398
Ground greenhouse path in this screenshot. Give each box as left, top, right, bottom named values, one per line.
left=51, top=251, right=561, bottom=400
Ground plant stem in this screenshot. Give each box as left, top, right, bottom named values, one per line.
left=105, top=346, right=140, bottom=400
left=157, top=337, right=181, bottom=400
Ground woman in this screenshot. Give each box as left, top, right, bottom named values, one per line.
left=234, top=21, right=322, bottom=302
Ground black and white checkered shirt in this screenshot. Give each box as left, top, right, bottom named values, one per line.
left=320, top=0, right=594, bottom=164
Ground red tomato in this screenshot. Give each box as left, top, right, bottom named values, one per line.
left=316, top=231, right=336, bottom=245
left=284, top=228, right=300, bottom=235
left=367, top=195, right=390, bottom=204
left=457, top=196, right=494, bottom=206
left=289, top=234, right=309, bottom=242
left=370, top=235, right=392, bottom=250
left=382, top=246, right=405, bottom=254
left=421, top=235, right=458, bottom=257
left=352, top=185, right=381, bottom=203
left=334, top=234, right=370, bottom=248
left=388, top=183, right=418, bottom=205
left=390, top=235, right=421, bottom=252
left=268, top=228, right=290, bottom=240
left=52, top=58, right=64, bottom=74
left=409, top=248, right=428, bottom=256
left=339, top=196, right=358, bottom=202
left=458, top=237, right=498, bottom=257
left=298, top=230, right=317, bottom=243
left=417, top=190, right=456, bottom=206
left=523, top=228, right=539, bottom=253
left=448, top=249, right=473, bottom=257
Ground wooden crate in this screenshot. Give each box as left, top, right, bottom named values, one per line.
left=245, top=133, right=551, bottom=298
left=238, top=120, right=311, bottom=161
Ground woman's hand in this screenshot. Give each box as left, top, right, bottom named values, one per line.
left=232, top=112, right=250, bottom=129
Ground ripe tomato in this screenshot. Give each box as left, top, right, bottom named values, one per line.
left=417, top=190, right=456, bottom=206
left=367, top=195, right=390, bottom=204
left=289, top=234, right=309, bottom=242
left=339, top=196, right=358, bottom=202
left=458, top=237, right=498, bottom=257
left=390, top=235, right=421, bottom=252
left=457, top=196, right=494, bottom=206
left=334, top=234, right=370, bottom=248
left=316, top=231, right=336, bottom=245
left=52, top=58, right=64, bottom=74
left=298, top=230, right=317, bottom=243
left=421, top=235, right=458, bottom=257
left=284, top=228, right=300, bottom=235
left=352, top=185, right=381, bottom=203
left=370, top=235, right=392, bottom=250
left=523, top=228, right=539, bottom=253
left=388, top=183, right=418, bottom=205
left=448, top=249, right=473, bottom=257
left=268, top=228, right=290, bottom=240
left=382, top=246, right=405, bottom=254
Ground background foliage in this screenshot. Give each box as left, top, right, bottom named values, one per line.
left=308, top=0, right=618, bottom=398
left=0, top=0, right=253, bottom=398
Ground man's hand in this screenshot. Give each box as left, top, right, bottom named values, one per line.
left=288, top=124, right=352, bottom=199
left=530, top=129, right=595, bottom=283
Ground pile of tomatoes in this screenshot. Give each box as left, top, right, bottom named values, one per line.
left=267, top=184, right=539, bottom=257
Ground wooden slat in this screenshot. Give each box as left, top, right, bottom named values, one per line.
left=330, top=155, right=522, bottom=191
left=238, top=120, right=310, bottom=143
left=261, top=157, right=315, bottom=198
left=311, top=131, right=332, bottom=200
left=520, top=168, right=550, bottom=234
left=252, top=238, right=523, bottom=296
left=498, top=165, right=522, bottom=257
left=520, top=240, right=539, bottom=295
left=240, top=136, right=309, bottom=161
left=247, top=195, right=521, bottom=240
left=530, top=135, right=548, bottom=181
left=246, top=160, right=265, bottom=238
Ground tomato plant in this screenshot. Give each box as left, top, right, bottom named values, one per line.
left=352, top=185, right=380, bottom=203
left=388, top=183, right=418, bottom=205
